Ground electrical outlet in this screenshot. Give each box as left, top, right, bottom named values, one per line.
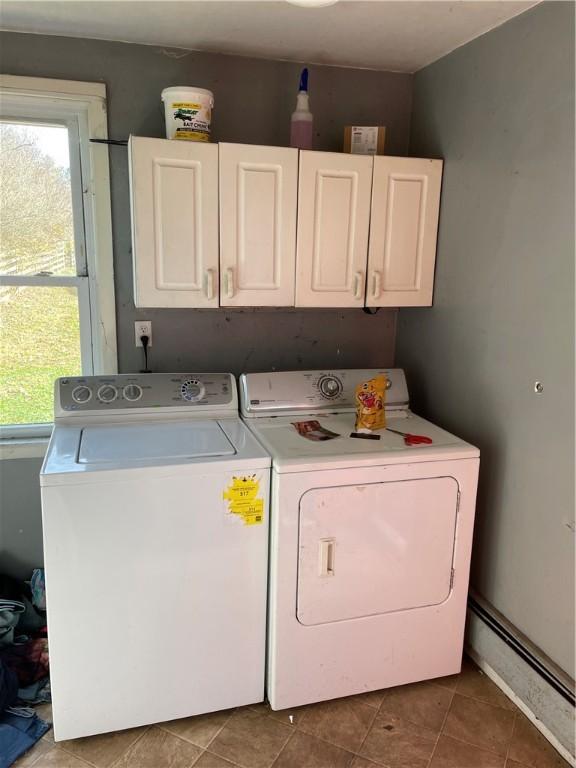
left=135, top=320, right=152, bottom=347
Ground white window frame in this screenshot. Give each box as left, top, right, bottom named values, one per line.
left=0, top=75, right=117, bottom=447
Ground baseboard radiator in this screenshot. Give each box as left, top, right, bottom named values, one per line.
left=466, top=593, right=575, bottom=765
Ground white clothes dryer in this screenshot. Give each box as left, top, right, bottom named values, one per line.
left=239, top=369, right=479, bottom=711
left=41, top=373, right=270, bottom=740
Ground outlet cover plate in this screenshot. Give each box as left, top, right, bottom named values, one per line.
left=135, top=320, right=152, bottom=347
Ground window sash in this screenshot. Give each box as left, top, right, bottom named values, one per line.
left=0, top=277, right=92, bottom=438
left=0, top=75, right=117, bottom=376
left=0, top=76, right=117, bottom=442
left=0, top=274, right=93, bottom=369
left=0, top=422, right=53, bottom=441
left=0, top=112, right=87, bottom=279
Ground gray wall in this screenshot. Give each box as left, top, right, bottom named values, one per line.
left=396, top=2, right=575, bottom=677
left=0, top=32, right=409, bottom=577
left=0, top=458, right=44, bottom=578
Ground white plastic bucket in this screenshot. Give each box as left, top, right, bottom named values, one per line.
left=161, top=86, right=214, bottom=142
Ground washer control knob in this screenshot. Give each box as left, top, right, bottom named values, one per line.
left=97, top=384, right=118, bottom=404
left=71, top=385, right=92, bottom=404
left=123, top=384, right=143, bottom=402
left=318, top=375, right=343, bottom=399
left=181, top=379, right=206, bottom=402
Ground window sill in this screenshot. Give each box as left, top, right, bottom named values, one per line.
left=0, top=438, right=50, bottom=460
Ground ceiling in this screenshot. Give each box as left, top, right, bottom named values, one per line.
left=0, top=0, right=539, bottom=73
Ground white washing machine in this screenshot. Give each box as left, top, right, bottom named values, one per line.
left=40, top=373, right=270, bottom=740
left=239, top=369, right=480, bottom=711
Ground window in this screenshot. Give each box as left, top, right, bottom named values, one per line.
left=0, top=76, right=116, bottom=440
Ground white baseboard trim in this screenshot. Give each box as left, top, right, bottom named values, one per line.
left=466, top=607, right=575, bottom=766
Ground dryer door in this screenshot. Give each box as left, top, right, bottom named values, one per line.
left=297, top=477, right=459, bottom=626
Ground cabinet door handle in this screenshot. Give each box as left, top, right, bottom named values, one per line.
left=319, top=538, right=335, bottom=577
left=225, top=268, right=235, bottom=299
left=353, top=271, right=364, bottom=300
left=371, top=270, right=382, bottom=300
left=204, top=269, right=215, bottom=300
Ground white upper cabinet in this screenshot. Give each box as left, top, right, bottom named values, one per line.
left=219, top=143, right=298, bottom=306
left=129, top=139, right=443, bottom=310
left=367, top=156, right=443, bottom=307
left=295, top=151, right=373, bottom=308
left=129, top=136, right=219, bottom=308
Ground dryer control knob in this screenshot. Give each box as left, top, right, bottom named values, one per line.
left=318, top=375, right=343, bottom=399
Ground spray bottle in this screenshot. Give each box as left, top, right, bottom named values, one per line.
left=290, top=67, right=313, bottom=150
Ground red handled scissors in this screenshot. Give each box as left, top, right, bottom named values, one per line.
left=386, top=427, right=433, bottom=446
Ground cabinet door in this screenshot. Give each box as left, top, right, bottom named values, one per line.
left=295, top=151, right=373, bottom=308
left=219, top=143, right=298, bottom=307
left=367, top=156, right=443, bottom=307
left=129, top=136, right=219, bottom=308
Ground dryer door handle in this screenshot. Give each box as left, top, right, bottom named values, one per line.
left=319, top=538, right=335, bottom=577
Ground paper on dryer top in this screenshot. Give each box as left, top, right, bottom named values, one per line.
left=246, top=411, right=479, bottom=473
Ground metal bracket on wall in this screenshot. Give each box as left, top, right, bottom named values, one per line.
left=90, top=138, right=128, bottom=146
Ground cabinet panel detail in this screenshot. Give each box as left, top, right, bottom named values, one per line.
left=312, top=171, right=357, bottom=292
left=237, top=163, right=282, bottom=290
left=153, top=159, right=202, bottom=291
left=383, top=174, right=427, bottom=291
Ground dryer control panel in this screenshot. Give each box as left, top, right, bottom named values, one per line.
left=56, top=373, right=235, bottom=416
left=240, top=369, right=409, bottom=417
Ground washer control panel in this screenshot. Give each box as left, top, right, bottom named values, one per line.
left=58, top=373, right=234, bottom=413
left=240, top=369, right=408, bottom=417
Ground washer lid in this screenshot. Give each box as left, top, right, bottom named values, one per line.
left=78, top=420, right=235, bottom=464
left=41, top=417, right=271, bottom=486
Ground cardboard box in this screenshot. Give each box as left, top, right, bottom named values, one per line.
left=343, top=126, right=386, bottom=156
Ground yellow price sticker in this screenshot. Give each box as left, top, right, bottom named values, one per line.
left=223, top=475, right=264, bottom=526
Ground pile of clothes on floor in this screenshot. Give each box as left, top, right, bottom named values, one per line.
left=0, top=570, right=52, bottom=768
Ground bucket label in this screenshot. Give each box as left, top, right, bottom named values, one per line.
left=174, top=131, right=210, bottom=142
left=173, top=102, right=202, bottom=109
left=168, top=100, right=212, bottom=141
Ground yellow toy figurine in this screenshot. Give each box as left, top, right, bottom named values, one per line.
left=354, top=375, right=387, bottom=433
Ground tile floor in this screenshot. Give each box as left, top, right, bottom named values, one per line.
left=14, top=657, right=570, bottom=768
